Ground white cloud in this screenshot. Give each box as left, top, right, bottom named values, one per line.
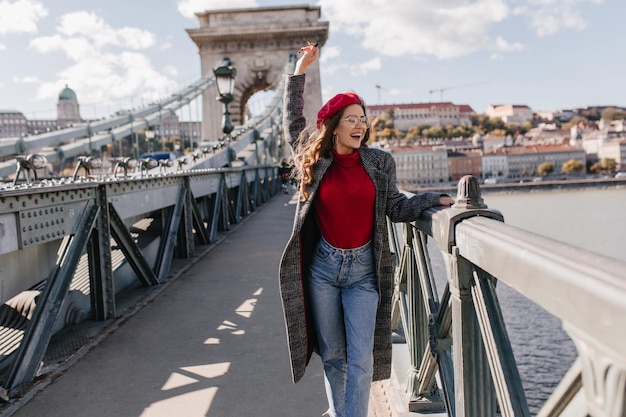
left=494, top=36, right=524, bottom=52
left=318, top=0, right=510, bottom=59
left=514, top=0, right=603, bottom=37
left=14, top=75, right=39, bottom=83
left=52, top=12, right=156, bottom=50
left=177, top=0, right=259, bottom=19
left=27, top=11, right=176, bottom=107
left=318, top=0, right=601, bottom=60
left=323, top=62, right=348, bottom=76
left=350, top=57, right=381, bottom=76
left=320, top=45, right=340, bottom=63
left=0, top=0, right=47, bottom=35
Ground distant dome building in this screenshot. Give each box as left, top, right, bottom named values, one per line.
left=57, top=84, right=82, bottom=127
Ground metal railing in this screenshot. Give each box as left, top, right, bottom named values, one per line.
left=0, top=164, right=284, bottom=396
left=0, top=57, right=296, bottom=397
left=390, top=175, right=625, bottom=417
left=0, top=58, right=295, bottom=179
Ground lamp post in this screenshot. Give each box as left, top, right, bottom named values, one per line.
left=213, top=57, right=237, bottom=136
left=158, top=104, right=165, bottom=152
left=87, top=123, right=93, bottom=155
left=129, top=114, right=137, bottom=159
left=145, top=128, right=156, bottom=153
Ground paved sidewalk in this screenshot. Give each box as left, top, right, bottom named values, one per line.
left=6, top=192, right=328, bottom=417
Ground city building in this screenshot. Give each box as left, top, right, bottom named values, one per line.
left=484, top=143, right=586, bottom=179
left=536, top=109, right=576, bottom=122
left=483, top=149, right=508, bottom=180
left=160, top=116, right=202, bottom=150
left=0, top=110, right=28, bottom=138
left=180, top=121, right=202, bottom=145
left=57, top=85, right=83, bottom=127
left=368, top=102, right=475, bottom=131
left=385, top=143, right=449, bottom=190
left=598, top=138, right=626, bottom=171
left=28, top=119, right=58, bottom=135
left=482, top=133, right=513, bottom=151
left=447, top=149, right=482, bottom=181
left=485, top=104, right=533, bottom=124
left=2, top=85, right=202, bottom=154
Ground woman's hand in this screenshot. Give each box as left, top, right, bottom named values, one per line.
left=439, top=195, right=455, bottom=207
left=294, top=41, right=319, bottom=75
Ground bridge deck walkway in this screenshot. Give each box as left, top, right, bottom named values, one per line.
left=4, top=190, right=431, bottom=417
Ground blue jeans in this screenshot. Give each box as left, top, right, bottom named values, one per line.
left=308, top=237, right=379, bottom=417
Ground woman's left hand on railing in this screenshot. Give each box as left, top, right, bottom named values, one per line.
left=439, top=195, right=455, bottom=206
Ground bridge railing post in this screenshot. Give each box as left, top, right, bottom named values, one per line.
left=396, top=222, right=446, bottom=412
left=393, top=175, right=533, bottom=416
left=431, top=176, right=505, bottom=416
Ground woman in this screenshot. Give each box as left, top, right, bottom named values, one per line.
left=278, top=42, right=454, bottom=417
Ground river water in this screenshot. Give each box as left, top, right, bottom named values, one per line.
left=431, top=186, right=626, bottom=415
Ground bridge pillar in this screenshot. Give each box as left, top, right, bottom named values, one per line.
left=187, top=6, right=329, bottom=141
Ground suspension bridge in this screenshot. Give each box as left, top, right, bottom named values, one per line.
left=0, top=5, right=624, bottom=417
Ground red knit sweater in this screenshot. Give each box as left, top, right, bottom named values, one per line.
left=314, top=149, right=375, bottom=249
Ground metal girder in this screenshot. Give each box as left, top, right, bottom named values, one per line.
left=88, top=185, right=115, bottom=320
left=176, top=184, right=194, bottom=259
left=394, top=224, right=445, bottom=412
left=4, top=204, right=99, bottom=390
left=108, top=203, right=159, bottom=287
left=154, top=187, right=187, bottom=282
left=536, top=359, right=583, bottom=417
left=189, top=193, right=210, bottom=245
left=235, top=172, right=252, bottom=221
left=447, top=248, right=497, bottom=416
left=209, top=175, right=230, bottom=238
left=250, top=170, right=261, bottom=209
left=234, top=177, right=244, bottom=223
left=207, top=191, right=221, bottom=243
left=471, top=266, right=530, bottom=417
left=435, top=287, right=456, bottom=415
left=455, top=216, right=626, bottom=416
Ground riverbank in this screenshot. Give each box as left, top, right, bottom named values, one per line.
left=416, top=176, right=626, bottom=195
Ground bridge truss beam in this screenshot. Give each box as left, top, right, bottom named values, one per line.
left=0, top=166, right=282, bottom=394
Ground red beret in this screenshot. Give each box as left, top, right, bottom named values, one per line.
left=317, top=92, right=362, bottom=129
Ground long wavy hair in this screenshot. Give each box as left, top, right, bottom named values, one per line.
left=293, top=102, right=370, bottom=201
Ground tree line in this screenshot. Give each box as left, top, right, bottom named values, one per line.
left=370, top=106, right=626, bottom=142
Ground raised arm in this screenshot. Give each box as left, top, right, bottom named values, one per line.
left=295, top=41, right=319, bottom=75
left=283, top=42, right=320, bottom=151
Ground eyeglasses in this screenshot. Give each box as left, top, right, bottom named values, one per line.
left=341, top=115, right=371, bottom=128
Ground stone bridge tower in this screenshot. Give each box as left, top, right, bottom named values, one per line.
left=187, top=5, right=329, bottom=141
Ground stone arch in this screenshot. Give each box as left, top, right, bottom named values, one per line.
left=187, top=5, right=329, bottom=141
left=240, top=80, right=271, bottom=120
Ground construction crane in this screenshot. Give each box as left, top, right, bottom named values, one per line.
left=428, top=82, right=486, bottom=102
left=375, top=84, right=387, bottom=104
left=428, top=88, right=447, bottom=102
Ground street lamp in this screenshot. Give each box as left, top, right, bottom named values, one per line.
left=87, top=123, right=93, bottom=155
left=213, top=57, right=237, bottom=135
left=145, top=128, right=156, bottom=153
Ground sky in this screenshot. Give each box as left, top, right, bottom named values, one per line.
left=0, top=0, right=623, bottom=121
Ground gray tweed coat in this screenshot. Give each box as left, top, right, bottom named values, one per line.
left=279, top=74, right=442, bottom=383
